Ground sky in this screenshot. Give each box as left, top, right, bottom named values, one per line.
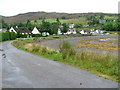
left=0, top=0, right=119, bottom=16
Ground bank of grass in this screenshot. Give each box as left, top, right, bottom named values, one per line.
left=18, top=34, right=84, bottom=41
left=12, top=39, right=119, bottom=82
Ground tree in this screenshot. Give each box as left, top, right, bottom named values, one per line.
left=18, top=23, right=26, bottom=27
left=61, top=23, right=69, bottom=34
left=26, top=20, right=30, bottom=27
left=27, top=23, right=34, bottom=31
left=102, top=23, right=119, bottom=31
left=40, top=20, right=51, bottom=34
left=1, top=18, right=8, bottom=28
left=99, top=13, right=105, bottom=19
left=34, top=20, right=37, bottom=25
left=56, top=18, right=61, bottom=25
left=74, top=24, right=83, bottom=28
left=87, top=15, right=95, bottom=20
left=51, top=22, right=59, bottom=35
left=39, top=18, right=42, bottom=20
left=61, top=16, right=66, bottom=19
left=88, top=18, right=99, bottom=26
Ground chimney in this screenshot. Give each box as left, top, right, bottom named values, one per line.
left=16, top=26, right=18, bottom=28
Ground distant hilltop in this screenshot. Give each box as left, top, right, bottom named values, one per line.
left=1, top=11, right=117, bottom=24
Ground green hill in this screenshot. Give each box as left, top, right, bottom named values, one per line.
left=2, top=11, right=117, bottom=24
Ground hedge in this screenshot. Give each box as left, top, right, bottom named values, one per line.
left=31, top=34, right=41, bottom=37
left=21, top=34, right=28, bottom=38
left=0, top=31, right=16, bottom=42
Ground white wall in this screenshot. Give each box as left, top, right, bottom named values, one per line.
left=9, top=27, right=17, bottom=33
left=32, top=27, right=40, bottom=34
left=57, top=29, right=62, bottom=35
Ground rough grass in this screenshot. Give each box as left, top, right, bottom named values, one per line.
left=30, top=17, right=88, bottom=25
left=12, top=39, right=119, bottom=82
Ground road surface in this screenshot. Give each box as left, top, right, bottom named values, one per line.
left=1, top=41, right=118, bottom=88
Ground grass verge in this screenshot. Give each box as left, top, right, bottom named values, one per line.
left=12, top=39, right=119, bottom=82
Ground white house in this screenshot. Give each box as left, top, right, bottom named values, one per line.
left=66, top=29, right=77, bottom=34
left=79, top=30, right=84, bottom=34
left=68, top=23, right=75, bottom=28
left=99, top=20, right=106, bottom=23
left=42, top=32, right=49, bottom=36
left=59, top=25, right=63, bottom=28
left=100, top=30, right=105, bottom=34
left=90, top=29, right=95, bottom=32
left=96, top=30, right=100, bottom=33
left=9, top=27, right=17, bottom=33
left=90, top=29, right=105, bottom=35
left=9, top=26, right=31, bottom=35
left=83, top=25, right=89, bottom=27
left=79, top=30, right=88, bottom=34
left=57, top=28, right=62, bottom=35
left=95, top=29, right=105, bottom=34
left=32, top=27, right=40, bottom=34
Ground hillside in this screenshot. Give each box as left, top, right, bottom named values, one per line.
left=2, top=11, right=116, bottom=24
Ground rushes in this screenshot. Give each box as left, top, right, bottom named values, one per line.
left=59, top=41, right=76, bottom=59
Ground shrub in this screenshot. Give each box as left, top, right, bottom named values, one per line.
left=60, top=41, right=76, bottom=59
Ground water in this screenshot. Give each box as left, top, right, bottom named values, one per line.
left=86, top=38, right=118, bottom=45
left=99, top=38, right=117, bottom=41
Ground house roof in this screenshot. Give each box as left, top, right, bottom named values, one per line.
left=14, top=27, right=31, bottom=33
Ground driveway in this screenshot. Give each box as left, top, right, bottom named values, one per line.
left=1, top=41, right=118, bottom=88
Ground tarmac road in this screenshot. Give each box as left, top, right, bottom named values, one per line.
left=1, top=41, right=118, bottom=88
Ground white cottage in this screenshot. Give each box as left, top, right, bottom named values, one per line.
left=83, top=25, right=89, bottom=27
left=67, top=29, right=77, bottom=34
left=9, top=26, right=31, bottom=35
left=99, top=20, right=106, bottom=23
left=79, top=30, right=84, bottom=34
left=57, top=28, right=62, bottom=35
left=68, top=23, right=75, bottom=28
left=32, top=27, right=40, bottom=34
left=90, top=29, right=105, bottom=35
left=95, top=29, right=105, bottom=34
left=79, top=30, right=88, bottom=34
left=9, top=27, right=17, bottom=33
left=42, top=32, right=49, bottom=36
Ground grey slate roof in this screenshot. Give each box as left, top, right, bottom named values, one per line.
left=14, top=27, right=31, bottom=33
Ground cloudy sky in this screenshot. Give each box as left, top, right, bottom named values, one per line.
left=0, top=0, right=119, bottom=16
